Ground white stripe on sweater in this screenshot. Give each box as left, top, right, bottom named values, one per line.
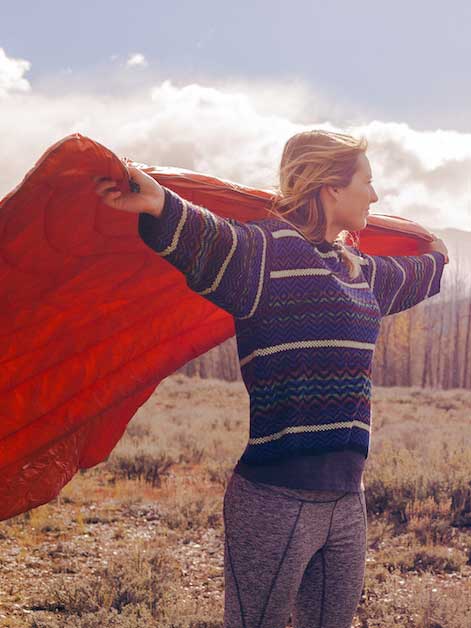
left=334, top=277, right=370, bottom=289
left=240, top=339, right=375, bottom=367
left=198, top=220, right=238, bottom=296
left=365, top=254, right=377, bottom=289
left=386, top=257, right=407, bottom=315
left=270, top=268, right=369, bottom=289
left=424, top=253, right=437, bottom=298
left=248, top=420, right=370, bottom=445
left=272, top=228, right=337, bottom=254
left=159, top=197, right=188, bottom=256
left=177, top=213, right=266, bottom=319
left=272, top=228, right=304, bottom=240
left=317, top=250, right=339, bottom=259
left=240, top=225, right=268, bottom=319
left=271, top=268, right=332, bottom=278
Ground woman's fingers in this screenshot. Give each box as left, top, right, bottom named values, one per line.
left=93, top=175, right=114, bottom=185
left=94, top=170, right=141, bottom=195
left=95, top=178, right=119, bottom=196
left=92, top=167, right=164, bottom=215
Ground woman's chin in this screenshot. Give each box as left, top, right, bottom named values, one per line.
left=348, top=217, right=368, bottom=232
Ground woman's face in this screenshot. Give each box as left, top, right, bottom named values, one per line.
left=327, top=153, right=378, bottom=234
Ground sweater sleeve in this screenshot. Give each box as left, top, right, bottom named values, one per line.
left=137, top=187, right=269, bottom=319
left=355, top=249, right=446, bottom=317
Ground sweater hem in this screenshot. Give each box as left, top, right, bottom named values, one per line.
left=238, top=443, right=368, bottom=467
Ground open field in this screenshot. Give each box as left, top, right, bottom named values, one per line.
left=1, top=374, right=471, bottom=627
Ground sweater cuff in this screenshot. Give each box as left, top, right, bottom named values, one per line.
left=426, top=251, right=446, bottom=298
left=138, top=187, right=184, bottom=255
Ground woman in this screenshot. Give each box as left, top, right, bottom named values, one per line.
left=95, top=130, right=448, bottom=628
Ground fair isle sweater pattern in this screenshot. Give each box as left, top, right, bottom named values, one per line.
left=138, top=188, right=446, bottom=465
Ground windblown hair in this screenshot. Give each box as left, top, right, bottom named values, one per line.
left=269, top=130, right=368, bottom=278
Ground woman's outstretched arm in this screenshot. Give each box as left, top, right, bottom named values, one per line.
left=94, top=166, right=269, bottom=319
left=354, top=241, right=448, bottom=317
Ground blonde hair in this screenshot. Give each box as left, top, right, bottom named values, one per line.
left=269, top=130, right=368, bottom=278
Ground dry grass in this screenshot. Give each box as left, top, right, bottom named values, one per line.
left=1, top=374, right=471, bottom=627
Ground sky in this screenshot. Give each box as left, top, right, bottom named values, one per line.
left=1, top=0, right=471, bottom=233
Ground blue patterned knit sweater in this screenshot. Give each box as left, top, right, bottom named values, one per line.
left=138, top=188, right=445, bottom=465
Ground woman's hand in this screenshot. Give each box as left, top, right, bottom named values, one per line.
left=94, top=165, right=165, bottom=217
left=426, top=237, right=449, bottom=264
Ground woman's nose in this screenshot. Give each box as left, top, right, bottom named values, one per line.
left=370, top=187, right=379, bottom=203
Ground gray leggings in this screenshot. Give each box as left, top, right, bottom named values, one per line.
left=223, top=472, right=367, bottom=628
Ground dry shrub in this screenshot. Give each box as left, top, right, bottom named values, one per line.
left=450, top=484, right=471, bottom=527
left=125, top=423, right=152, bottom=441
left=28, top=548, right=179, bottom=626
left=364, top=445, right=422, bottom=521
left=30, top=606, right=224, bottom=628
left=364, top=440, right=471, bottom=533
left=204, top=461, right=233, bottom=488
left=413, top=585, right=471, bottom=628
left=159, top=476, right=222, bottom=532
left=405, top=497, right=453, bottom=545
left=27, top=545, right=224, bottom=628
left=358, top=571, right=471, bottom=628
left=367, top=518, right=397, bottom=550
left=30, top=606, right=156, bottom=627
left=174, top=433, right=206, bottom=465
left=107, top=450, right=174, bottom=487
left=381, top=545, right=467, bottom=574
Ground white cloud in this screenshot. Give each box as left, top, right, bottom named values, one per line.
left=0, top=48, right=31, bottom=97
left=126, top=53, right=148, bottom=68
left=0, top=79, right=470, bottom=234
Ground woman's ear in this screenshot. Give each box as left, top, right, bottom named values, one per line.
left=321, top=184, right=340, bottom=203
